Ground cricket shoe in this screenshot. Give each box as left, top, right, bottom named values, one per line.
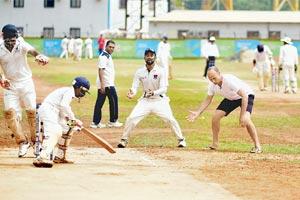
left=178, top=138, right=187, bottom=148
left=108, top=121, right=123, bottom=128
left=33, top=157, right=53, bottom=168
left=53, top=156, right=74, bottom=164
left=90, top=122, right=106, bottom=129
left=18, top=141, right=31, bottom=158
left=117, top=139, right=128, bottom=148
left=250, top=146, right=263, bottom=154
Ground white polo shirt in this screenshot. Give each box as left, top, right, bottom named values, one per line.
left=96, top=50, right=115, bottom=88
left=279, top=44, right=298, bottom=66
left=0, top=39, right=34, bottom=82
left=42, top=87, right=76, bottom=120
left=208, top=74, right=254, bottom=100
left=131, top=64, right=167, bottom=98
left=202, top=42, right=219, bottom=58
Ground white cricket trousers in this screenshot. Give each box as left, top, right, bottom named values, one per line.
left=60, top=47, right=68, bottom=59
left=4, top=78, right=36, bottom=117
left=255, top=62, right=270, bottom=90
left=85, top=46, right=93, bottom=59
left=283, top=64, right=297, bottom=92
left=38, top=103, right=68, bottom=160
left=121, top=97, right=184, bottom=141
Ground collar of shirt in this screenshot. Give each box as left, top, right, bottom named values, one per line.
left=0, top=39, right=20, bottom=54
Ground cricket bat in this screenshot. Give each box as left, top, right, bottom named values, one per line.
left=81, top=127, right=116, bottom=154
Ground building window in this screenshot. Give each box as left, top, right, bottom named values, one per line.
left=43, top=27, right=54, bottom=38
left=247, top=31, right=260, bottom=38
left=70, top=0, right=81, bottom=8
left=44, top=0, right=55, bottom=8
left=70, top=28, right=81, bottom=38
left=208, top=30, right=219, bottom=38
left=119, top=0, right=126, bottom=9
left=149, top=0, right=155, bottom=10
left=178, top=30, right=188, bottom=39
left=14, top=0, right=24, bottom=8
left=269, top=31, right=281, bottom=39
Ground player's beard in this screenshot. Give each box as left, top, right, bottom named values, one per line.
left=146, top=59, right=155, bottom=65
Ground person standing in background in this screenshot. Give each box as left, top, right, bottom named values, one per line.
left=97, top=34, right=106, bottom=55
left=201, top=36, right=219, bottom=78
left=74, top=36, right=83, bottom=61
left=84, top=36, right=93, bottom=59
left=90, top=40, right=123, bottom=129
left=157, top=36, right=172, bottom=83
left=279, top=37, right=298, bottom=94
left=60, top=35, right=69, bottom=59
left=252, top=44, right=274, bottom=91
left=68, top=36, right=75, bottom=59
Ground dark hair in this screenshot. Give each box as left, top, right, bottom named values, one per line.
left=106, top=40, right=115, bottom=47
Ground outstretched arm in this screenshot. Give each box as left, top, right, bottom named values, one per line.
left=187, top=95, right=213, bottom=122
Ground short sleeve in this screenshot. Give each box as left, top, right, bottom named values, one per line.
left=207, top=82, right=215, bottom=96
left=98, top=55, right=107, bottom=69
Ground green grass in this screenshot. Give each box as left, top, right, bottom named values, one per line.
left=14, top=57, right=299, bottom=154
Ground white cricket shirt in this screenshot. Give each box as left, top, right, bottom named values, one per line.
left=0, top=39, right=34, bottom=82
left=61, top=38, right=69, bottom=49
left=208, top=74, right=254, bottom=100
left=131, top=64, right=167, bottom=98
left=279, top=44, right=298, bottom=66
left=254, top=45, right=272, bottom=64
left=85, top=38, right=93, bottom=49
left=96, top=50, right=115, bottom=88
left=42, top=87, right=76, bottom=120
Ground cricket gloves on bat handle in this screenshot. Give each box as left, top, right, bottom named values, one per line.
left=67, top=119, right=83, bottom=131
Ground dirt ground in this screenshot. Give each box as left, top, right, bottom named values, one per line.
left=0, top=78, right=299, bottom=200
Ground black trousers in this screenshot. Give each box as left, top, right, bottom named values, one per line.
left=203, top=56, right=216, bottom=77
left=92, top=86, right=119, bottom=124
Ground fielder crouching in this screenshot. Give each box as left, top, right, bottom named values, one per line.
left=33, top=76, right=90, bottom=168
left=117, top=48, right=186, bottom=148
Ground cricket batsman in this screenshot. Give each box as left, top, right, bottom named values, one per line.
left=252, top=44, right=274, bottom=91
left=33, top=76, right=90, bottom=168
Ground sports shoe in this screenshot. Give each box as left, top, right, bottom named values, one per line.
left=33, top=157, right=53, bottom=168
left=18, top=141, right=30, bottom=158
left=90, top=122, right=106, bottom=129
left=178, top=138, right=186, bottom=148
left=108, top=121, right=123, bottom=128
left=117, top=139, right=128, bottom=148
left=53, top=156, right=74, bottom=164
left=250, top=146, right=262, bottom=154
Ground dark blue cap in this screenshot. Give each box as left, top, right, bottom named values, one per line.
left=144, top=48, right=156, bottom=55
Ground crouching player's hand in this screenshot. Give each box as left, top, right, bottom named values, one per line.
left=73, top=119, right=83, bottom=132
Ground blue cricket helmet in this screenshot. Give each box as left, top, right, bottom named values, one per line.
left=2, top=24, right=18, bottom=39
left=257, top=44, right=264, bottom=53
left=72, top=76, right=90, bottom=91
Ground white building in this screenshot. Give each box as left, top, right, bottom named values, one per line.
left=0, top=0, right=169, bottom=38
left=149, top=10, right=300, bottom=39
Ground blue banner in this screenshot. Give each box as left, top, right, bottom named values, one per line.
left=43, top=39, right=61, bottom=57
left=235, top=40, right=260, bottom=52
left=135, top=40, right=160, bottom=58
left=292, top=41, right=300, bottom=55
